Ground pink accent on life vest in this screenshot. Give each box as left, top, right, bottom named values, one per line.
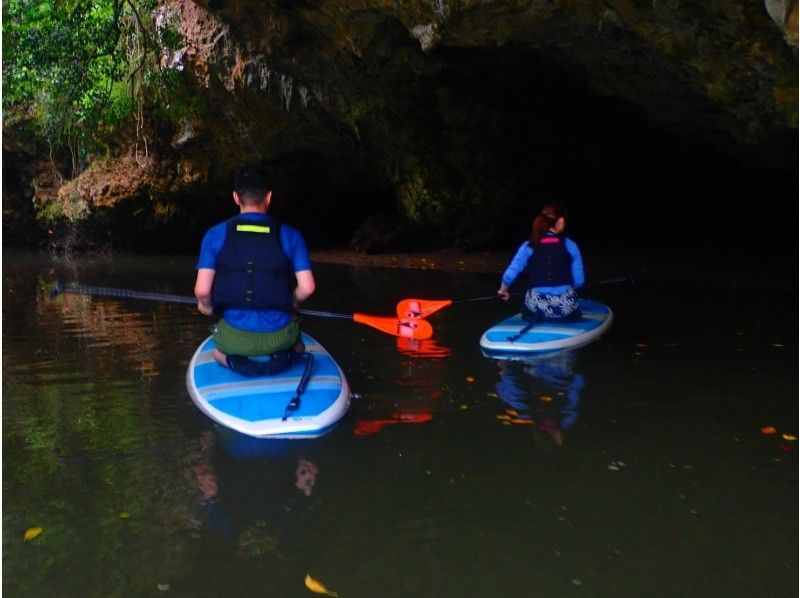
left=540, top=237, right=559, bottom=244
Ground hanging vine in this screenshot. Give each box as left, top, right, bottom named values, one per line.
left=2, top=0, right=192, bottom=173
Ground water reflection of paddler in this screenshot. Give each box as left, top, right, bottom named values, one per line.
left=188, top=428, right=322, bottom=560
left=494, top=351, right=585, bottom=449
left=187, top=430, right=231, bottom=539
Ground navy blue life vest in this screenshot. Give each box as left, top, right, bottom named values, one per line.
left=526, top=234, right=574, bottom=288
left=211, top=215, right=293, bottom=312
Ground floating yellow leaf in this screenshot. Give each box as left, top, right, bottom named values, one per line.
left=465, top=376, right=475, bottom=383
left=305, top=574, right=338, bottom=596
left=510, top=418, right=534, bottom=425
left=539, top=395, right=553, bottom=402
left=761, top=426, right=778, bottom=435
left=486, top=392, right=498, bottom=398
left=505, top=409, right=518, bottom=416
left=496, top=414, right=512, bottom=421
left=118, top=512, right=130, bottom=519
left=24, top=527, right=42, bottom=541
left=782, top=433, right=797, bottom=441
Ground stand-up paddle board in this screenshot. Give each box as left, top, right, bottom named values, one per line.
left=187, top=333, right=350, bottom=438
left=480, top=299, right=613, bottom=358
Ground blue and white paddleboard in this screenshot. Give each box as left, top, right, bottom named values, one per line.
left=480, top=299, right=613, bottom=358
left=187, top=333, right=350, bottom=439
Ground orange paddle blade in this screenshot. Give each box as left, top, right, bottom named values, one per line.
left=353, top=313, right=434, bottom=339
left=396, top=299, right=453, bottom=320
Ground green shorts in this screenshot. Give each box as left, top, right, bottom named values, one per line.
left=213, top=317, right=301, bottom=356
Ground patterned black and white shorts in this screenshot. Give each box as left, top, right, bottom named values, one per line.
left=522, top=288, right=579, bottom=322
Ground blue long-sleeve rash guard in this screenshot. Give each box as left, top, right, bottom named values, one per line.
left=501, top=235, right=585, bottom=295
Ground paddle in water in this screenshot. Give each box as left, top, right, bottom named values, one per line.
left=396, top=294, right=515, bottom=320
left=51, top=282, right=434, bottom=340
left=396, top=275, right=634, bottom=321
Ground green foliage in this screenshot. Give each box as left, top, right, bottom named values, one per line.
left=4, top=0, right=126, bottom=145
left=2, top=0, right=199, bottom=167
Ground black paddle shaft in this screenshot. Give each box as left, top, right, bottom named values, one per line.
left=451, top=275, right=633, bottom=306
left=51, top=282, right=356, bottom=320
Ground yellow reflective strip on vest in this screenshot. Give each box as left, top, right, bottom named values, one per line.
left=236, top=224, right=271, bottom=233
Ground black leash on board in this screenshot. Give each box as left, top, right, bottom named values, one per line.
left=282, top=352, right=315, bottom=421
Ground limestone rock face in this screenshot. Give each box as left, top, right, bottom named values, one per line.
left=9, top=0, right=798, bottom=250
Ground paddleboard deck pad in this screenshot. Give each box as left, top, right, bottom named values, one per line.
left=187, top=333, right=350, bottom=438
left=480, top=299, right=613, bottom=358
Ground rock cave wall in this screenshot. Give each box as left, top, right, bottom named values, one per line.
left=3, top=0, right=797, bottom=253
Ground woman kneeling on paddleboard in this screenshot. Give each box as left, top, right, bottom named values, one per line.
left=497, top=202, right=585, bottom=322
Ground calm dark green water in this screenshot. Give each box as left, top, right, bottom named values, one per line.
left=3, top=251, right=797, bottom=596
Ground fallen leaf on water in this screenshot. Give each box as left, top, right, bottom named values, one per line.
left=118, top=512, right=130, bottom=519
left=24, top=527, right=42, bottom=541
left=539, top=395, right=553, bottom=402
left=761, top=426, right=778, bottom=435
left=782, top=434, right=797, bottom=441
left=496, top=414, right=512, bottom=421
left=486, top=392, right=498, bottom=398
left=510, top=418, right=533, bottom=425
left=459, top=404, right=469, bottom=410
left=465, top=376, right=475, bottom=383
left=305, top=574, right=338, bottom=596
left=505, top=409, right=518, bottom=416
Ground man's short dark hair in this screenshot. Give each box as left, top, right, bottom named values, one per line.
left=234, top=165, right=270, bottom=203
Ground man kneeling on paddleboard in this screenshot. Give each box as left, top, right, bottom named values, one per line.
left=194, top=165, right=316, bottom=377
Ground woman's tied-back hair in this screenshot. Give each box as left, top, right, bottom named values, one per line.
left=530, top=202, right=568, bottom=245
left=234, top=165, right=270, bottom=204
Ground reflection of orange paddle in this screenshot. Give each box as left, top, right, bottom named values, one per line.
left=396, top=337, right=452, bottom=358
left=354, top=411, right=433, bottom=436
